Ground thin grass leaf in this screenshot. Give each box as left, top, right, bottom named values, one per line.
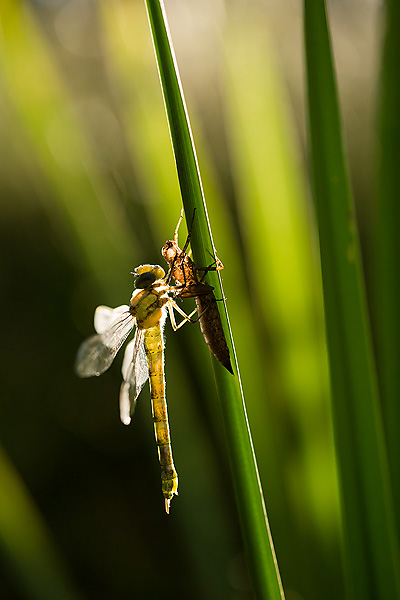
left=304, top=1, right=400, bottom=598
left=375, top=0, right=400, bottom=532
left=144, top=1, right=284, bottom=597
left=223, top=14, right=340, bottom=593
left=144, top=0, right=211, bottom=268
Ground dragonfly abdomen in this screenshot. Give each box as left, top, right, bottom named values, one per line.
left=144, top=324, right=178, bottom=513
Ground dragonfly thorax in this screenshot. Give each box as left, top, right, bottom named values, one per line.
left=130, top=287, right=168, bottom=329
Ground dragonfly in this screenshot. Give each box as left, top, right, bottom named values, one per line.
left=161, top=211, right=233, bottom=374
left=75, top=264, right=194, bottom=514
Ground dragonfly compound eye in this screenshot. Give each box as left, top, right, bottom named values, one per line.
left=135, top=271, right=157, bottom=289
left=134, top=264, right=165, bottom=278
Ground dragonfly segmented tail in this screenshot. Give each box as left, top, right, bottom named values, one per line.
left=144, top=323, right=178, bottom=513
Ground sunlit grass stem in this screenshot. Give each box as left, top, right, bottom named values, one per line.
left=144, top=0, right=285, bottom=597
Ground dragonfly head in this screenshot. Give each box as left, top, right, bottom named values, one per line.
left=133, top=264, right=165, bottom=289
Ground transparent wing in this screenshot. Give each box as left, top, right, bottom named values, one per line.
left=75, top=308, right=134, bottom=378
left=119, top=329, right=149, bottom=425
left=94, top=305, right=129, bottom=334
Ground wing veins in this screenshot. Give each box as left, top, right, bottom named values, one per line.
left=120, top=329, right=149, bottom=425
left=75, top=309, right=134, bottom=378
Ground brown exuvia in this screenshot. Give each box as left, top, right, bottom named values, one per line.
left=161, top=214, right=233, bottom=375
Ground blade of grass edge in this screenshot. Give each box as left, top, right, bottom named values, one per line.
left=375, top=0, right=400, bottom=534
left=144, top=1, right=285, bottom=598
left=303, top=1, right=400, bottom=598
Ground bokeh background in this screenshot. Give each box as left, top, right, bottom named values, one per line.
left=0, top=0, right=382, bottom=598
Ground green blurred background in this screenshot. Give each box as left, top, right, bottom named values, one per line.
left=0, top=0, right=381, bottom=598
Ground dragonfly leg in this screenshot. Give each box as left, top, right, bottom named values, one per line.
left=196, top=255, right=224, bottom=282
left=188, top=301, right=212, bottom=324
left=164, top=209, right=192, bottom=287
left=168, top=300, right=197, bottom=331
left=180, top=208, right=197, bottom=255
left=173, top=208, right=184, bottom=244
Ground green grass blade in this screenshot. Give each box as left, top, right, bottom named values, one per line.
left=145, top=1, right=285, bottom=597
left=144, top=0, right=211, bottom=268
left=304, top=1, right=400, bottom=598
left=375, top=0, right=400, bottom=530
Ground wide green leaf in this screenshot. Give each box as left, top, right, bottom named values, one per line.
left=304, top=0, right=400, bottom=597
left=375, top=0, right=400, bottom=533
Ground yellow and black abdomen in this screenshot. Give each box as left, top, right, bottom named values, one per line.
left=144, top=323, right=178, bottom=513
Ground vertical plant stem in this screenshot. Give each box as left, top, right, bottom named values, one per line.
left=144, top=1, right=285, bottom=597
left=375, top=0, right=400, bottom=532
left=304, top=0, right=400, bottom=598
left=144, top=0, right=210, bottom=269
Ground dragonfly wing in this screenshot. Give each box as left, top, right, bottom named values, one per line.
left=75, top=308, right=134, bottom=378
left=94, top=305, right=129, bottom=334
left=119, top=329, right=149, bottom=425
